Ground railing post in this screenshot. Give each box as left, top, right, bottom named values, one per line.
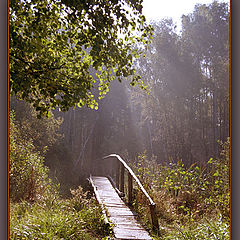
left=149, top=203, right=159, bottom=232
left=111, top=158, right=114, bottom=178
left=120, top=163, right=124, bottom=193
left=116, top=160, right=120, bottom=189
left=128, top=172, right=133, bottom=204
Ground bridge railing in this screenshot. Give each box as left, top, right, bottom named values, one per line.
left=103, top=154, right=159, bottom=232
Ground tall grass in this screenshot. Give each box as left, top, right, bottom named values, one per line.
left=166, top=215, right=230, bottom=240
left=10, top=186, right=113, bottom=239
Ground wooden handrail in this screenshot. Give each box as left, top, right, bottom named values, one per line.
left=103, top=154, right=155, bottom=205
left=103, top=154, right=159, bottom=232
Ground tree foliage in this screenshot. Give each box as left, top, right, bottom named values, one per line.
left=10, top=0, right=153, bottom=116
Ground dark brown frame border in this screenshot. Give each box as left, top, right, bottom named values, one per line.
left=232, top=0, right=240, bottom=239
left=0, top=0, right=8, bottom=238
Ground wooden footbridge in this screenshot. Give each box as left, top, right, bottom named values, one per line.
left=89, top=154, right=159, bottom=240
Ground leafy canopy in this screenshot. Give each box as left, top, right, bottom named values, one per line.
left=10, top=0, right=153, bottom=116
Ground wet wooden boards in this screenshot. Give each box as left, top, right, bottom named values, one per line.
left=90, top=176, right=152, bottom=240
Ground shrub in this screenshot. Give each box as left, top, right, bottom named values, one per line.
left=202, top=138, right=230, bottom=218
left=9, top=111, right=56, bottom=202
left=10, top=96, right=63, bottom=153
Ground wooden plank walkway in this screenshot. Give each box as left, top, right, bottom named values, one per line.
left=90, top=176, right=152, bottom=240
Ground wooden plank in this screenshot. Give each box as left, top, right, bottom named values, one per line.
left=114, top=228, right=152, bottom=240
left=89, top=175, right=109, bottom=223
left=91, top=176, right=153, bottom=240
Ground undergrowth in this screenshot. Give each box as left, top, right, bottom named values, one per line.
left=10, top=111, right=113, bottom=239
left=10, top=109, right=230, bottom=239
left=10, top=186, right=113, bottom=240
left=130, top=138, right=230, bottom=239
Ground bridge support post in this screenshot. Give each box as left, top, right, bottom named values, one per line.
left=128, top=172, right=133, bottom=205
left=120, top=163, right=124, bottom=193
left=116, top=160, right=120, bottom=189
left=149, top=203, right=159, bottom=233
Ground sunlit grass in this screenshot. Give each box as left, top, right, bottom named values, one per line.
left=10, top=187, right=113, bottom=240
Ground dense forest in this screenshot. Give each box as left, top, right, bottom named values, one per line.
left=9, top=0, right=230, bottom=239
